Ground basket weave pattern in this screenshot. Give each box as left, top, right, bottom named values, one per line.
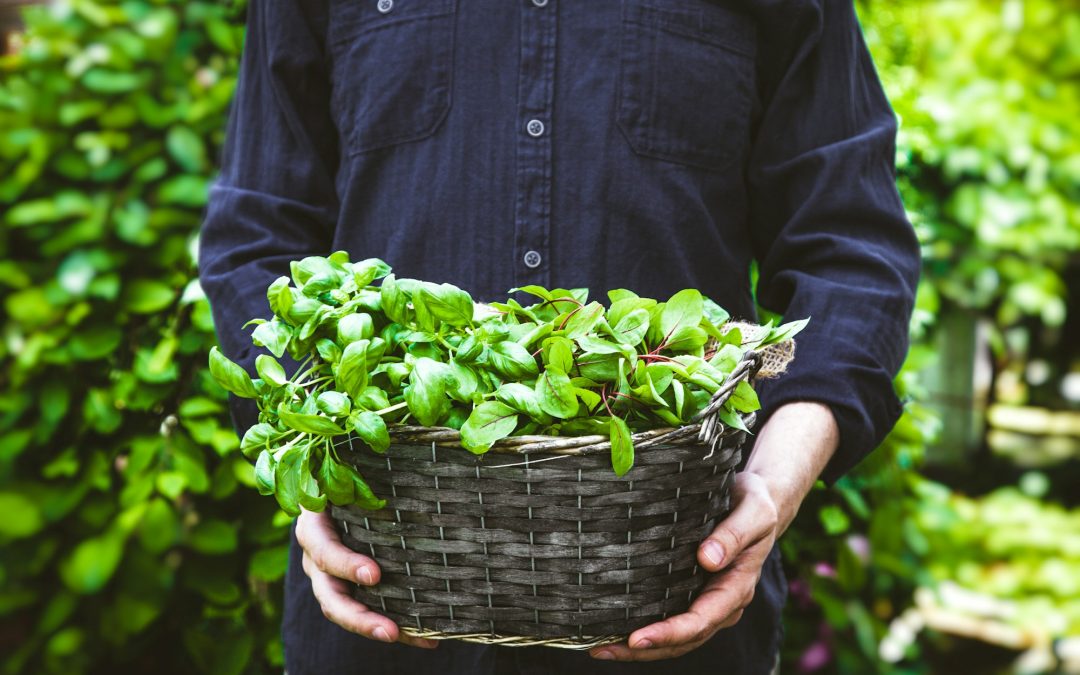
left=331, top=351, right=764, bottom=649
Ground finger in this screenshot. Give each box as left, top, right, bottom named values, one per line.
left=625, top=545, right=767, bottom=650
left=296, top=508, right=381, bottom=585
left=590, top=640, right=703, bottom=662
left=308, top=563, right=439, bottom=649
left=697, top=477, right=778, bottom=573
left=308, top=563, right=394, bottom=640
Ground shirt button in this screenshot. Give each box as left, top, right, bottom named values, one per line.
left=532, top=0, right=549, bottom=6
left=523, top=250, right=542, bottom=268
left=377, top=0, right=393, bottom=13
left=526, top=119, right=545, bottom=137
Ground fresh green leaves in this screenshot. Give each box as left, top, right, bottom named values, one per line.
left=460, top=401, right=518, bottom=453
left=211, top=254, right=806, bottom=516
left=208, top=347, right=257, bottom=398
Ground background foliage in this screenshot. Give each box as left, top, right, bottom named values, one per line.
left=0, top=0, right=1077, bottom=674
left=0, top=2, right=288, bottom=673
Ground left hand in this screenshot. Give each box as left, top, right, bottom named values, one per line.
left=589, top=471, right=780, bottom=661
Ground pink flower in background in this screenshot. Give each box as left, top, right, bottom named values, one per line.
left=797, top=640, right=833, bottom=673
left=813, top=562, right=836, bottom=578
left=846, top=534, right=871, bottom=563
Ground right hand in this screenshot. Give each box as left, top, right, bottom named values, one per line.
left=296, top=507, right=439, bottom=649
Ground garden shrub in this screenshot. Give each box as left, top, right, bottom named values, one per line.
left=0, top=2, right=288, bottom=673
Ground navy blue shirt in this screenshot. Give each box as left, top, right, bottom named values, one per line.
left=198, top=0, right=919, bottom=672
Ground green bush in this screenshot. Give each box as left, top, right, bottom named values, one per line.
left=0, top=2, right=288, bottom=673
left=776, top=2, right=1080, bottom=672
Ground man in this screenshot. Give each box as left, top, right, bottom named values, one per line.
left=198, top=0, right=920, bottom=672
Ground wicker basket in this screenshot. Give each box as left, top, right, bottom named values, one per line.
left=330, top=351, right=764, bottom=649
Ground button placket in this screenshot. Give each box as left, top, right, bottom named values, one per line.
left=512, top=0, right=556, bottom=285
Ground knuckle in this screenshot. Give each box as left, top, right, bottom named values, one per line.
left=743, top=586, right=756, bottom=607
left=721, top=526, right=745, bottom=553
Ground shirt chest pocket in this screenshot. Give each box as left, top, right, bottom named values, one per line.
left=616, top=0, right=757, bottom=172
left=328, top=0, right=457, bottom=156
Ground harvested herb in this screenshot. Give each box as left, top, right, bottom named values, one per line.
left=209, top=253, right=806, bottom=515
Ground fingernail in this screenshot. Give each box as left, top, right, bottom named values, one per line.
left=593, top=650, right=615, bottom=660
left=373, top=627, right=392, bottom=642
left=357, top=567, right=373, bottom=585
left=632, top=638, right=653, bottom=649
left=703, top=542, right=725, bottom=567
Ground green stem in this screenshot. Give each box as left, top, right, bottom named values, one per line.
left=374, top=401, right=408, bottom=416
left=273, top=432, right=309, bottom=460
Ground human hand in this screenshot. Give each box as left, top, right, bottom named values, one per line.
left=589, top=472, right=780, bottom=661
left=296, top=507, right=439, bottom=649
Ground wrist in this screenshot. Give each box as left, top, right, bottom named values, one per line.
left=743, top=401, right=840, bottom=535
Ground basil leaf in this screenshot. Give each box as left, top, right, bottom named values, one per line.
left=252, top=320, right=291, bottom=358
left=298, top=451, right=327, bottom=512
left=405, top=357, right=455, bottom=426
left=316, top=391, right=351, bottom=417
left=351, top=411, right=390, bottom=453
left=255, top=354, right=288, bottom=387
left=254, top=450, right=276, bottom=496
left=291, top=256, right=339, bottom=287
left=278, top=405, right=346, bottom=436
left=609, top=415, right=634, bottom=477
left=240, top=423, right=281, bottom=461
left=352, top=473, right=387, bottom=510
left=208, top=347, right=258, bottom=398
left=495, top=382, right=546, bottom=419
left=354, top=386, right=390, bottom=412
left=416, top=281, right=474, bottom=327
left=274, top=446, right=304, bottom=517
left=460, top=401, right=518, bottom=454
left=285, top=296, right=320, bottom=327
left=487, top=340, right=539, bottom=380
left=379, top=274, right=410, bottom=324
left=267, top=276, right=293, bottom=317
left=447, top=358, right=479, bottom=402
left=338, top=312, right=374, bottom=345
left=336, top=340, right=369, bottom=399
left=319, top=454, right=355, bottom=507
left=316, top=338, right=342, bottom=364
left=536, top=367, right=577, bottom=419
left=454, top=334, right=483, bottom=363
left=352, top=258, right=391, bottom=288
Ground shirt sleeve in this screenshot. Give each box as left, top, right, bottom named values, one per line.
left=745, top=0, right=921, bottom=486
left=197, top=0, right=338, bottom=435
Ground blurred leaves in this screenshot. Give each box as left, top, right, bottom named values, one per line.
left=0, top=1, right=288, bottom=674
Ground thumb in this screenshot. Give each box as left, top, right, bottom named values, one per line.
left=698, top=476, right=777, bottom=572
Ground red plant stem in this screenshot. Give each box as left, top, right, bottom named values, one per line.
left=557, top=304, right=583, bottom=331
